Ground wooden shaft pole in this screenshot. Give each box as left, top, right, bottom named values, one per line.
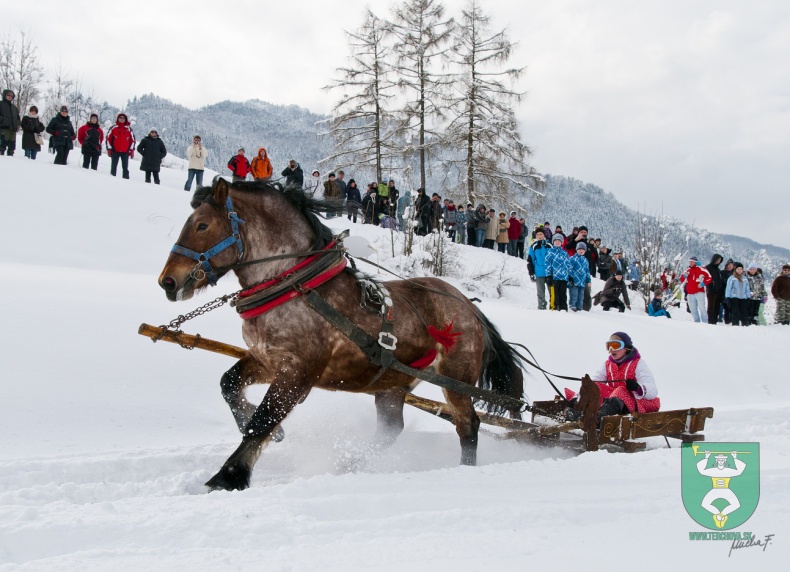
left=137, top=323, right=247, bottom=359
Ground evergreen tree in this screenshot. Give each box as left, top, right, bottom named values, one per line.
left=443, top=0, right=540, bottom=206
left=388, top=0, right=454, bottom=190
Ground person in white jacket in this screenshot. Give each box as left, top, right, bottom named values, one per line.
left=565, top=331, right=660, bottom=422
left=184, top=135, right=209, bottom=191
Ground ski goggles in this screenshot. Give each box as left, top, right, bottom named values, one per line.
left=605, top=339, right=625, bottom=351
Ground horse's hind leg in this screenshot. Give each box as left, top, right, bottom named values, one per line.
left=443, top=389, right=480, bottom=466
left=220, top=357, right=284, bottom=441
left=373, top=386, right=408, bottom=447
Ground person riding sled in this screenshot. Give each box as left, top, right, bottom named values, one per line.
left=565, top=332, right=660, bottom=422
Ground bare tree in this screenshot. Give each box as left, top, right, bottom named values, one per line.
left=42, top=59, right=76, bottom=121
left=0, top=29, right=45, bottom=113
left=632, top=209, right=682, bottom=310
left=388, top=0, right=454, bottom=190
left=442, top=0, right=541, bottom=206
left=321, top=9, right=399, bottom=182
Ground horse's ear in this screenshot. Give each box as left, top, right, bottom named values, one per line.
left=212, top=177, right=229, bottom=206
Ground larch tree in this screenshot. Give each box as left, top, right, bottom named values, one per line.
left=321, top=9, right=399, bottom=183
left=0, top=29, right=44, bottom=114
left=443, top=0, right=541, bottom=207
left=388, top=0, right=454, bottom=190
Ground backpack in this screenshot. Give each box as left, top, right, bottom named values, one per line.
left=377, top=183, right=389, bottom=198
left=83, top=127, right=100, bottom=152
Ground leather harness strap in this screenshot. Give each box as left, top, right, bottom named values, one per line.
left=301, top=290, right=527, bottom=413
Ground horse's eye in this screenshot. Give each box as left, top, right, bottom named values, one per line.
left=197, top=223, right=209, bottom=231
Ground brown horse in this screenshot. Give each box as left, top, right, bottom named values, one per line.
left=158, top=178, right=523, bottom=491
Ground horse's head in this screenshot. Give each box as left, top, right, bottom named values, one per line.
left=158, top=178, right=243, bottom=301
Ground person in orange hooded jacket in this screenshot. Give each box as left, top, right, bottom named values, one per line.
left=250, top=147, right=273, bottom=181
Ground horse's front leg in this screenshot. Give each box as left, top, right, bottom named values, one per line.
left=206, top=373, right=310, bottom=492
left=220, top=357, right=285, bottom=442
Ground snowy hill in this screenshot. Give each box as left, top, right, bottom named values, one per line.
left=120, top=94, right=330, bottom=176
left=1, top=153, right=787, bottom=570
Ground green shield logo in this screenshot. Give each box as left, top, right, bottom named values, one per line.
left=682, top=442, right=760, bottom=530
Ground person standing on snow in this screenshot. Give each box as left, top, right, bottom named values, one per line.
left=184, top=136, right=208, bottom=191
left=0, top=89, right=21, bottom=156
left=106, top=112, right=135, bottom=179
left=46, top=106, right=77, bottom=165
left=680, top=256, right=712, bottom=323
left=281, top=159, right=304, bottom=188
left=20, top=105, right=45, bottom=160
left=227, top=148, right=251, bottom=183
left=250, top=147, right=273, bottom=181
left=771, top=264, right=790, bottom=325
left=77, top=113, right=104, bottom=170
left=704, top=254, right=724, bottom=325
left=137, top=129, right=167, bottom=184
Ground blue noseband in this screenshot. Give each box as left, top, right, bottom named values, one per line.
left=170, top=196, right=245, bottom=286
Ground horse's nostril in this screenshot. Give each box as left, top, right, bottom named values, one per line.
left=162, top=276, right=177, bottom=292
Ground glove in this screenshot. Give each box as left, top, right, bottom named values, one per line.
left=129, top=150, right=135, bottom=159
left=625, top=379, right=640, bottom=392
left=546, top=277, right=554, bottom=286
left=529, top=275, right=536, bottom=283
left=106, top=149, right=113, bottom=157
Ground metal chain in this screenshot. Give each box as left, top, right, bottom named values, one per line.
left=155, top=291, right=240, bottom=349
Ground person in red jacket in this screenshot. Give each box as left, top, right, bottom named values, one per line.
left=106, top=113, right=135, bottom=179
left=227, top=148, right=251, bottom=182
left=680, top=256, right=713, bottom=323
left=507, top=211, right=522, bottom=257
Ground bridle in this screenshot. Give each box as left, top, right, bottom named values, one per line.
left=170, top=196, right=245, bottom=286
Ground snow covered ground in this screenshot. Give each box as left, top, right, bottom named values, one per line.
left=1, top=153, right=788, bottom=570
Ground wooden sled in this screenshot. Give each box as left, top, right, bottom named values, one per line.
left=139, top=324, right=714, bottom=454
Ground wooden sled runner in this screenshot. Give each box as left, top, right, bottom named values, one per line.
left=138, top=324, right=714, bottom=454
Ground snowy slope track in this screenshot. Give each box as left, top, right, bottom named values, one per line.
left=1, top=157, right=788, bottom=569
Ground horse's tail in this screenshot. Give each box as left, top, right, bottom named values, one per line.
left=476, top=309, right=525, bottom=418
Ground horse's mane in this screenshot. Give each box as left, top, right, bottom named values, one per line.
left=191, top=180, right=339, bottom=249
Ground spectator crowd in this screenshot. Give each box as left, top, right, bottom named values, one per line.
left=2, top=89, right=788, bottom=325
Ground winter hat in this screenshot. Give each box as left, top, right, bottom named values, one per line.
left=348, top=178, right=356, bottom=186
left=689, top=256, right=699, bottom=264
left=552, top=234, right=564, bottom=243
left=782, top=264, right=790, bottom=271
left=89, top=113, right=98, bottom=120
left=575, top=242, right=587, bottom=251
left=510, top=211, right=517, bottom=216
left=747, top=263, right=758, bottom=271
left=312, top=170, right=320, bottom=176
left=578, top=225, right=588, bottom=232
left=60, top=105, right=68, bottom=113
left=534, top=228, right=546, bottom=236
left=612, top=332, right=633, bottom=348
left=615, top=269, right=624, bottom=277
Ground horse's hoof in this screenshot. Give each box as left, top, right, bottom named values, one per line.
left=205, top=464, right=250, bottom=492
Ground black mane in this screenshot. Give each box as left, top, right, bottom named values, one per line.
left=191, top=179, right=340, bottom=249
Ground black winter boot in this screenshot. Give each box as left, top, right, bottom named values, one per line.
left=597, top=397, right=626, bottom=424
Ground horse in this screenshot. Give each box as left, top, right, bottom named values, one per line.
left=157, top=177, right=524, bottom=491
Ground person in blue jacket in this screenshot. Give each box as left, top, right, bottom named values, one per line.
left=568, top=242, right=592, bottom=311
left=725, top=262, right=751, bottom=326
left=527, top=228, right=552, bottom=310
left=545, top=234, right=571, bottom=311
left=648, top=289, right=671, bottom=318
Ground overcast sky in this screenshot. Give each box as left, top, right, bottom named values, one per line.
left=8, top=1, right=790, bottom=248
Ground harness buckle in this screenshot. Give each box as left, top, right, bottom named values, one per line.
left=378, top=332, right=398, bottom=351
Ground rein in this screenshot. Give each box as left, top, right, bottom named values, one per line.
left=170, top=196, right=245, bottom=286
